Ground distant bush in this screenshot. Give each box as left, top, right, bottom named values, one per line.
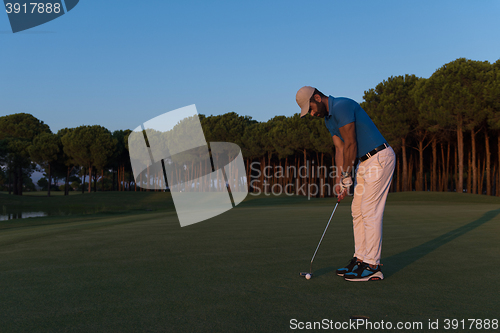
left=59, top=184, right=73, bottom=192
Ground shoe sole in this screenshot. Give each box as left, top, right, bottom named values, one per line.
left=344, top=271, right=384, bottom=282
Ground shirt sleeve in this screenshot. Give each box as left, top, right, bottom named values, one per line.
left=324, top=118, right=340, bottom=137
left=334, top=101, right=356, bottom=128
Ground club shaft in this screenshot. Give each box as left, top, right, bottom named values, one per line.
left=310, top=201, right=339, bottom=265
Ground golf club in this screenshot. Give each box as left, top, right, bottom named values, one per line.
left=300, top=200, right=340, bottom=279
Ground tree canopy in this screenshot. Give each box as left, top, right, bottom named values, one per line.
left=1, top=57, right=500, bottom=197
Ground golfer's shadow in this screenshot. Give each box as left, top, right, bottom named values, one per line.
left=382, top=207, right=500, bottom=278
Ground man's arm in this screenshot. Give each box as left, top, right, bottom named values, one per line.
left=332, top=134, right=344, bottom=174
left=338, top=122, right=357, bottom=176
left=332, top=135, right=345, bottom=199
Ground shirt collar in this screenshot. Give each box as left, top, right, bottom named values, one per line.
left=325, top=96, right=334, bottom=119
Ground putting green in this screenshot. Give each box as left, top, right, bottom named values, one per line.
left=0, top=192, right=499, bottom=332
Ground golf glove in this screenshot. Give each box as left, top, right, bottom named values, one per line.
left=340, top=176, right=353, bottom=192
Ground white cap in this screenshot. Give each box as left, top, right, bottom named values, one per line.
left=296, top=86, right=315, bottom=118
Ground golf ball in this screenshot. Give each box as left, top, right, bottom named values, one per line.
left=305, top=274, right=311, bottom=280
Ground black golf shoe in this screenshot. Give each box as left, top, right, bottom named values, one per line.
left=336, top=257, right=359, bottom=276
left=344, top=263, right=384, bottom=282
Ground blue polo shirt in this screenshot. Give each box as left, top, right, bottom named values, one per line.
left=324, top=96, right=386, bottom=158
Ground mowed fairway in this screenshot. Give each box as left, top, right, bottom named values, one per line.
left=1, top=191, right=499, bottom=332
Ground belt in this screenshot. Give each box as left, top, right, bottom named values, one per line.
left=359, top=143, right=389, bottom=162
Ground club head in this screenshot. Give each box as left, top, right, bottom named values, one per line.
left=299, top=272, right=313, bottom=277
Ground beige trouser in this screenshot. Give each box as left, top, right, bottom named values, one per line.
left=351, top=146, right=396, bottom=265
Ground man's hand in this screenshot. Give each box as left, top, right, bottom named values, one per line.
left=341, top=175, right=353, bottom=190
left=335, top=175, right=352, bottom=201
left=334, top=177, right=349, bottom=201
left=337, top=188, right=348, bottom=201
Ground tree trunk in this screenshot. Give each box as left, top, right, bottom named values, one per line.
left=8, top=167, right=12, bottom=195
left=148, top=165, right=151, bottom=192
left=402, top=137, right=408, bottom=191
left=453, top=143, right=457, bottom=192
left=477, top=157, right=481, bottom=194
left=284, top=158, right=289, bottom=193
left=498, top=133, right=500, bottom=197
left=47, top=164, right=52, bottom=197
left=65, top=166, right=70, bottom=196
left=17, top=166, right=23, bottom=196
left=478, top=157, right=486, bottom=195
left=124, top=166, right=127, bottom=191
left=101, top=169, right=104, bottom=192
left=432, top=138, right=437, bottom=191
left=417, top=140, right=424, bottom=191
left=467, top=151, right=471, bottom=194
left=270, top=160, right=274, bottom=191
left=396, top=155, right=401, bottom=192
left=309, top=155, right=313, bottom=197
left=303, top=148, right=308, bottom=197
left=390, top=174, right=394, bottom=193
left=12, top=168, right=18, bottom=195
left=331, top=155, right=334, bottom=192
left=320, top=152, right=324, bottom=197
left=493, top=164, right=497, bottom=196
left=140, top=171, right=143, bottom=191
left=493, top=164, right=498, bottom=196
left=471, top=129, right=477, bottom=194
left=485, top=132, right=491, bottom=195
left=408, top=154, right=413, bottom=191
left=246, top=159, right=250, bottom=191
left=190, top=159, right=194, bottom=193
left=88, top=166, right=92, bottom=193
left=82, top=169, right=86, bottom=194
left=456, top=116, right=464, bottom=193
left=128, top=168, right=132, bottom=191
left=122, top=165, right=125, bottom=191
left=259, top=156, right=264, bottom=193
left=439, top=143, right=445, bottom=192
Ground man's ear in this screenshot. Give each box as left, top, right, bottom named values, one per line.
left=313, top=94, right=322, bottom=103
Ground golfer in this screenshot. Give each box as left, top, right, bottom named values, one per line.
left=296, top=86, right=395, bottom=281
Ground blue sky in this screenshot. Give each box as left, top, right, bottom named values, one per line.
left=1, top=0, right=499, bottom=133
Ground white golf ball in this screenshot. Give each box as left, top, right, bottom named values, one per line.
left=305, top=274, right=311, bottom=280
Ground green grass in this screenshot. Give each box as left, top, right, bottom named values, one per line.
left=1, top=192, right=499, bottom=332
left=1, top=191, right=176, bottom=229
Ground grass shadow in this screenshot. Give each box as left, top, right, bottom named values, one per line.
left=382, top=208, right=500, bottom=278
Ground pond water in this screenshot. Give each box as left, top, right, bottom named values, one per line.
left=0, top=212, right=48, bottom=221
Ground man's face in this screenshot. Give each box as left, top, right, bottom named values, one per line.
left=309, top=97, right=328, bottom=118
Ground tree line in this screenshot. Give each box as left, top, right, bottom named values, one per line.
left=1, top=58, right=499, bottom=197
left=363, top=58, right=500, bottom=195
